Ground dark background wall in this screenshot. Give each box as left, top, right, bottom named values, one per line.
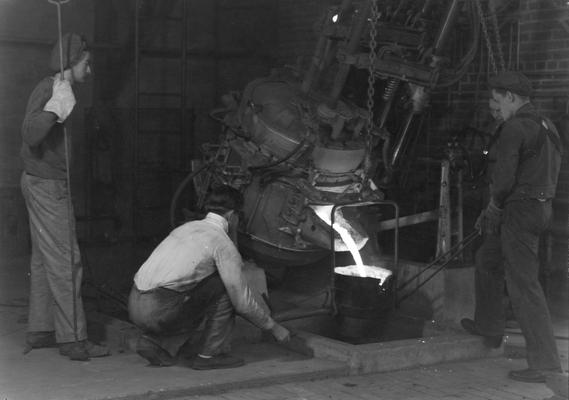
left=0, top=0, right=567, bottom=278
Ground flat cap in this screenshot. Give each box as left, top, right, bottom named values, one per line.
left=488, top=71, right=533, bottom=96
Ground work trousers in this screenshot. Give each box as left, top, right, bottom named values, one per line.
left=128, top=273, right=235, bottom=357
left=20, top=172, right=87, bottom=343
left=474, top=199, right=560, bottom=370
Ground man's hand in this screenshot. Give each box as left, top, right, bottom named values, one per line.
left=44, top=79, right=76, bottom=123
left=269, top=323, right=291, bottom=343
left=476, top=200, right=503, bottom=236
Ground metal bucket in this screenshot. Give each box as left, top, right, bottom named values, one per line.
left=334, top=265, right=394, bottom=340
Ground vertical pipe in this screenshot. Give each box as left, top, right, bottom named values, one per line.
left=133, top=0, right=140, bottom=236
left=456, top=169, right=464, bottom=261
left=516, top=19, right=520, bottom=70
left=436, top=160, right=451, bottom=260
left=214, top=0, right=220, bottom=113
left=301, top=34, right=328, bottom=93
left=181, top=0, right=188, bottom=164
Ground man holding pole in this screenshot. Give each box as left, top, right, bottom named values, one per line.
left=20, top=33, right=110, bottom=361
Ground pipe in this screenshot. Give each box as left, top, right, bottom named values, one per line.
left=376, top=210, right=439, bottom=231
left=390, top=109, right=416, bottom=168
left=432, top=0, right=461, bottom=58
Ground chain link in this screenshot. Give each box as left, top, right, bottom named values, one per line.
left=474, top=0, right=498, bottom=75
left=366, top=0, right=380, bottom=141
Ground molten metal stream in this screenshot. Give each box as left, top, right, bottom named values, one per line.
left=332, top=222, right=364, bottom=267
left=332, top=222, right=392, bottom=285
left=312, top=204, right=392, bottom=285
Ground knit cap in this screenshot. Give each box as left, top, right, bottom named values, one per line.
left=49, top=32, right=88, bottom=71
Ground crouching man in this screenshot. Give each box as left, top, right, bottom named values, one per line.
left=128, top=185, right=290, bottom=370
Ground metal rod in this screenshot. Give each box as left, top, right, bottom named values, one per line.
left=273, top=308, right=332, bottom=323
left=390, top=109, right=415, bottom=168
left=48, top=0, right=78, bottom=343
left=432, top=0, right=461, bottom=57
left=397, top=230, right=479, bottom=293
left=376, top=210, right=438, bottom=231
left=395, top=231, right=479, bottom=306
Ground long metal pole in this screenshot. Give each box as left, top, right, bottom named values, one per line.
left=48, top=0, right=78, bottom=342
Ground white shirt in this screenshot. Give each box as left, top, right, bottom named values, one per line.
left=133, top=212, right=275, bottom=330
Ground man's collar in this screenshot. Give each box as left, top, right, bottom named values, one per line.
left=204, top=212, right=228, bottom=232
left=514, top=102, right=534, bottom=115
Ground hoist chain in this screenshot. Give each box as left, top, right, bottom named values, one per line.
left=474, top=0, right=498, bottom=75
left=488, top=0, right=506, bottom=71
left=366, top=0, right=380, bottom=140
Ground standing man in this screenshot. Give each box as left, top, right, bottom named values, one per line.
left=461, top=71, right=563, bottom=382
left=129, top=185, right=291, bottom=370
left=21, top=33, right=110, bottom=361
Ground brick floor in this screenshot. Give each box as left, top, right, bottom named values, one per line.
left=173, top=356, right=564, bottom=400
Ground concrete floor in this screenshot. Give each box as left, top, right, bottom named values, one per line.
left=1, top=254, right=567, bottom=400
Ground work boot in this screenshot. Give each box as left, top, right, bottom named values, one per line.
left=59, top=340, right=111, bottom=361
left=508, top=368, right=563, bottom=383
left=136, top=335, right=175, bottom=367
left=460, top=318, right=503, bottom=348
left=191, top=354, right=244, bottom=370
left=26, top=331, right=57, bottom=349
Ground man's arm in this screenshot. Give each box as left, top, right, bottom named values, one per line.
left=215, top=242, right=275, bottom=329
left=22, top=79, right=59, bottom=147
left=490, top=120, right=523, bottom=207
left=214, top=240, right=290, bottom=342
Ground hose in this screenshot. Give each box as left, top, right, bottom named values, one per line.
left=248, top=138, right=308, bottom=172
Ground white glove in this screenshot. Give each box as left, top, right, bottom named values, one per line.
left=44, top=79, right=76, bottom=123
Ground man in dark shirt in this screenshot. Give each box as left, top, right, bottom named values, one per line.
left=461, top=71, right=563, bottom=383
left=20, top=33, right=109, bottom=361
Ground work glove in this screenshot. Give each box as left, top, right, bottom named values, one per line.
left=44, top=79, right=76, bottom=123
left=475, top=200, right=503, bottom=236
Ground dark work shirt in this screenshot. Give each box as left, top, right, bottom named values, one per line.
left=490, top=103, right=562, bottom=207
left=20, top=77, right=69, bottom=180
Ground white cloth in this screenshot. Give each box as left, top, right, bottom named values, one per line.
left=43, top=79, right=76, bottom=123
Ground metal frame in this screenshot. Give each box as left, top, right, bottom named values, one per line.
left=331, top=200, right=400, bottom=310
left=273, top=200, right=400, bottom=322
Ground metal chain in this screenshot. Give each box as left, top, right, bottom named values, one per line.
left=488, top=0, right=506, bottom=71
left=474, top=0, right=498, bottom=75
left=366, top=0, right=380, bottom=138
